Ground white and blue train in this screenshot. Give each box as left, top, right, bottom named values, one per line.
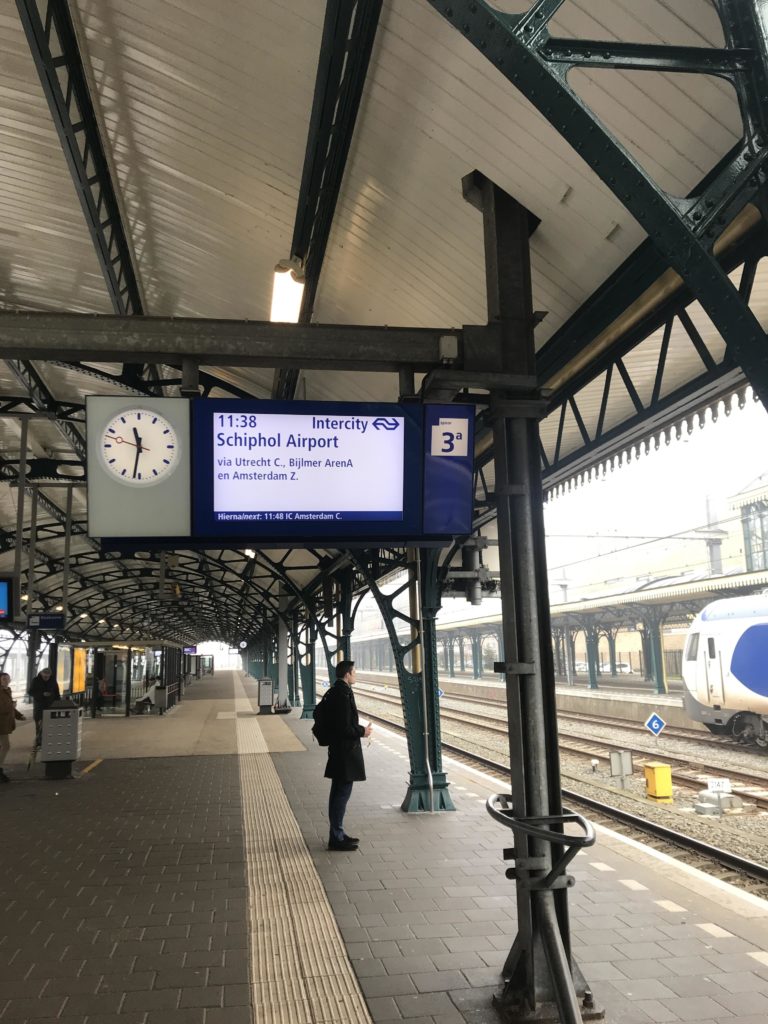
left=682, top=594, right=768, bottom=745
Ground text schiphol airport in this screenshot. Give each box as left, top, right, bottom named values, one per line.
left=213, top=411, right=405, bottom=522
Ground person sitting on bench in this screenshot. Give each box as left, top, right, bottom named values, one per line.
left=133, top=683, right=157, bottom=714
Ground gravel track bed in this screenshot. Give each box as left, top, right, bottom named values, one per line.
left=355, top=691, right=768, bottom=867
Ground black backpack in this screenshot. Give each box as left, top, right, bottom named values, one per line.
left=312, top=690, right=335, bottom=746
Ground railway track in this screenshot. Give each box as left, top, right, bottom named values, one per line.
left=357, top=679, right=706, bottom=741
left=358, top=706, right=768, bottom=900
left=356, top=683, right=768, bottom=810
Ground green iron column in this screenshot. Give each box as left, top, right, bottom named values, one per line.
left=351, top=549, right=455, bottom=812
left=644, top=613, right=668, bottom=695
left=299, top=620, right=317, bottom=719
left=316, top=571, right=355, bottom=685
left=471, top=635, right=481, bottom=678
left=287, top=613, right=299, bottom=706
left=607, top=631, right=618, bottom=677
left=585, top=626, right=600, bottom=690
left=402, top=548, right=454, bottom=812
left=639, top=627, right=652, bottom=682
left=339, top=568, right=354, bottom=660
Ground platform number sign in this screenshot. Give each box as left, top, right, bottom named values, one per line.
left=644, top=712, right=667, bottom=736
left=431, top=417, right=469, bottom=457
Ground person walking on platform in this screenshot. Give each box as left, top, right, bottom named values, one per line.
left=0, top=671, right=25, bottom=781
left=29, top=666, right=60, bottom=748
left=324, top=660, right=372, bottom=851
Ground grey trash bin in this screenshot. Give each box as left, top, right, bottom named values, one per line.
left=258, top=677, right=274, bottom=715
left=41, top=699, right=83, bottom=779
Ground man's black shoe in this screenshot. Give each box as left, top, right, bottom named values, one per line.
left=343, top=835, right=359, bottom=843
left=327, top=838, right=358, bottom=851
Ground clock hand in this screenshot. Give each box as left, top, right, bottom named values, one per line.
left=111, top=436, right=150, bottom=450
left=132, top=445, right=141, bottom=479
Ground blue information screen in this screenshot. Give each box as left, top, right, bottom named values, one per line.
left=0, top=579, right=11, bottom=621
left=191, top=400, right=473, bottom=541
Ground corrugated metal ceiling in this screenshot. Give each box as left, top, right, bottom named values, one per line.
left=0, top=0, right=763, bottom=643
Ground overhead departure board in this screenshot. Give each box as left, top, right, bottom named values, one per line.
left=211, top=408, right=405, bottom=523
left=91, top=398, right=474, bottom=547
left=192, top=400, right=424, bottom=539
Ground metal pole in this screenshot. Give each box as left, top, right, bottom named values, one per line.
left=62, top=484, right=73, bottom=618
left=409, top=548, right=434, bottom=814
left=469, top=173, right=591, bottom=1021
left=25, top=485, right=39, bottom=703
left=27, top=485, right=38, bottom=613
left=13, top=418, right=28, bottom=622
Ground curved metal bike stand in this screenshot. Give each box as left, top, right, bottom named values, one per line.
left=487, top=794, right=603, bottom=1023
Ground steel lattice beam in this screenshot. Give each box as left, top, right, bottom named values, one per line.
left=5, top=359, right=86, bottom=460
left=273, top=0, right=383, bottom=400
left=426, top=0, right=768, bottom=409
left=537, top=230, right=768, bottom=487
left=16, top=0, right=143, bottom=316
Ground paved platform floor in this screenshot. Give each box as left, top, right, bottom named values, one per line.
left=2, top=669, right=768, bottom=1024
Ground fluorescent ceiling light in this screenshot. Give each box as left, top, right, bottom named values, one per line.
left=270, top=259, right=305, bottom=323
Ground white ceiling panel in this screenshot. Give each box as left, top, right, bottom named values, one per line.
left=0, top=0, right=762, bottom=643
left=73, top=0, right=323, bottom=319
left=0, top=4, right=112, bottom=313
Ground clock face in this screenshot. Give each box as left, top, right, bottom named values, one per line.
left=101, top=409, right=180, bottom=486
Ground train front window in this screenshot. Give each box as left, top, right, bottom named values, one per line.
left=685, top=633, right=699, bottom=661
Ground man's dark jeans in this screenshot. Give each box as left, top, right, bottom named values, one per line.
left=328, top=779, right=354, bottom=842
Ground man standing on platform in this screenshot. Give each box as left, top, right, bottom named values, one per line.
left=29, top=666, right=60, bottom=748
left=324, top=660, right=372, bottom=851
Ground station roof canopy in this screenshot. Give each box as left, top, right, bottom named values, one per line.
left=2, top=0, right=768, bottom=646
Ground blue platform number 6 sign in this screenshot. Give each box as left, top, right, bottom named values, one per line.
left=431, top=418, right=469, bottom=457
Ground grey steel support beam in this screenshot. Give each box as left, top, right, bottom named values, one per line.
left=274, top=0, right=384, bottom=400
left=541, top=38, right=752, bottom=75
left=0, top=313, right=462, bottom=372
left=12, top=419, right=28, bottom=622
left=5, top=360, right=86, bottom=460
left=471, top=175, right=599, bottom=1021
left=16, top=0, right=143, bottom=315
left=427, top=0, right=768, bottom=410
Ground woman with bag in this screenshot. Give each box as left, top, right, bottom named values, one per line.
left=0, top=671, right=26, bottom=782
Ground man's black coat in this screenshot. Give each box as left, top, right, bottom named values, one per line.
left=29, top=672, right=60, bottom=718
left=323, top=679, right=366, bottom=782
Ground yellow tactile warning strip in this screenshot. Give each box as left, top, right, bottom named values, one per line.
left=256, top=712, right=307, bottom=752
left=234, top=677, right=372, bottom=1024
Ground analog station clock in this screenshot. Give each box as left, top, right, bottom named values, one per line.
left=101, top=408, right=180, bottom=486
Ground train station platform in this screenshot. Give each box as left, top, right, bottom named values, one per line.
left=2, top=669, right=768, bottom=1024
